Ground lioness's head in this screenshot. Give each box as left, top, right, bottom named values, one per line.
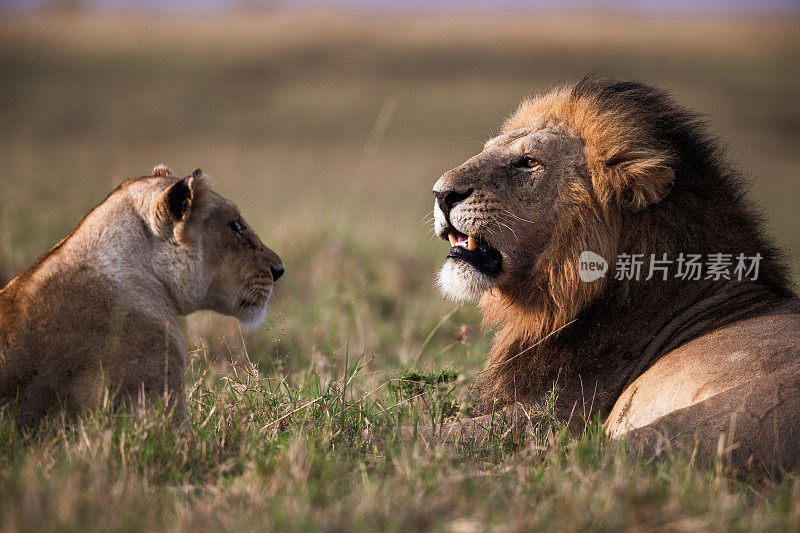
left=127, top=165, right=284, bottom=328
left=433, top=77, right=680, bottom=325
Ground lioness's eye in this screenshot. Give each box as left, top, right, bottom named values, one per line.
left=519, top=156, right=543, bottom=170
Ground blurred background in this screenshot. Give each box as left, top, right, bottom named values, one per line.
left=1, top=0, right=798, bottom=377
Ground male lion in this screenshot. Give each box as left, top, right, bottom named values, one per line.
left=432, top=76, right=800, bottom=472
left=0, top=166, right=284, bottom=425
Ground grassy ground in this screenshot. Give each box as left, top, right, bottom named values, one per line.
left=1, top=9, right=800, bottom=531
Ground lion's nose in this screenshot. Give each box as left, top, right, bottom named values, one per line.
left=433, top=187, right=474, bottom=218
left=270, top=265, right=285, bottom=282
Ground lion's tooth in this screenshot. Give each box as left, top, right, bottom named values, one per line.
left=448, top=233, right=457, bottom=247
left=467, top=236, right=477, bottom=250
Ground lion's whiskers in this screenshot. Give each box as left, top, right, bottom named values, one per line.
left=418, top=210, right=435, bottom=225
left=493, top=213, right=521, bottom=243
left=502, top=209, right=535, bottom=224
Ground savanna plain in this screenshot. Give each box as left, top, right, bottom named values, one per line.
left=1, top=9, right=800, bottom=531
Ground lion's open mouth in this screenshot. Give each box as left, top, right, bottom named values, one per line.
left=446, top=229, right=503, bottom=277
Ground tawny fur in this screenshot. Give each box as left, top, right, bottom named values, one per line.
left=0, top=166, right=284, bottom=425
left=433, top=76, right=800, bottom=472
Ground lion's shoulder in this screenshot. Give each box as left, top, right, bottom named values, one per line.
left=606, top=307, right=800, bottom=439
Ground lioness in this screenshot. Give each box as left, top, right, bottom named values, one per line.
left=0, top=166, right=284, bottom=425
left=432, top=76, right=800, bottom=472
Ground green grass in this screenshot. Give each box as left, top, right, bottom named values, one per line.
left=2, top=351, right=800, bottom=531
left=2, top=9, right=800, bottom=531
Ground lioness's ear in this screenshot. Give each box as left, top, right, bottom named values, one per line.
left=153, top=164, right=173, bottom=177
left=165, top=177, right=193, bottom=220
left=164, top=168, right=203, bottom=221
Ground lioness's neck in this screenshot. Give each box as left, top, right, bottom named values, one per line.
left=3, top=192, right=179, bottom=321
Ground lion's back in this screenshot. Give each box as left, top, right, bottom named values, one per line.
left=607, top=305, right=800, bottom=471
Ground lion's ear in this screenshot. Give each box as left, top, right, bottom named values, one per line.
left=645, top=166, right=675, bottom=204
left=604, top=156, right=675, bottom=212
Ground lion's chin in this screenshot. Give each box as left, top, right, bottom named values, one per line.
left=437, top=259, right=495, bottom=302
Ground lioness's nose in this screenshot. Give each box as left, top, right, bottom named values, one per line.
left=433, top=187, right=473, bottom=218
left=270, top=265, right=285, bottom=282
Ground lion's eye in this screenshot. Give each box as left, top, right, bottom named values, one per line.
left=519, top=156, right=543, bottom=170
